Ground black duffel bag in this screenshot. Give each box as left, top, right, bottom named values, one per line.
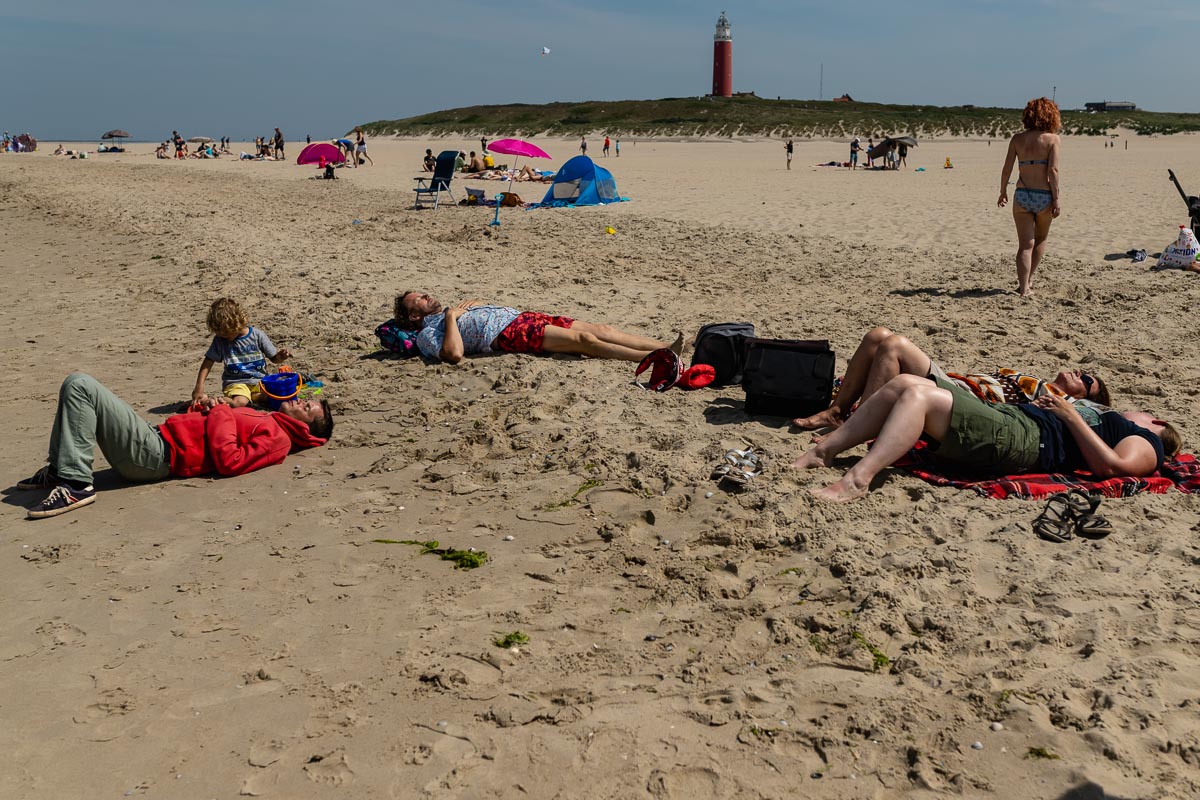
left=741, top=338, right=835, bottom=418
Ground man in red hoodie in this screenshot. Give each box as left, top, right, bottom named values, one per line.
left=17, top=373, right=333, bottom=519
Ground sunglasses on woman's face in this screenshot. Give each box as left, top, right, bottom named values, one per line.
left=1080, top=372, right=1096, bottom=398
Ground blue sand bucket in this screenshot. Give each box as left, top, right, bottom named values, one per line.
left=259, top=372, right=301, bottom=410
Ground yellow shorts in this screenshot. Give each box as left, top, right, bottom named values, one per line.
left=222, top=382, right=262, bottom=401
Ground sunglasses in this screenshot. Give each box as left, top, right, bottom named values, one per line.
left=1080, top=372, right=1096, bottom=398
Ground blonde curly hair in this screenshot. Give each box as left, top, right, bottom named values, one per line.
left=206, top=297, right=249, bottom=338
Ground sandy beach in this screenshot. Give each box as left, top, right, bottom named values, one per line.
left=2, top=135, right=1199, bottom=799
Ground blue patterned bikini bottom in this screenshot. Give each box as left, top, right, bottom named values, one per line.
left=1014, top=187, right=1053, bottom=214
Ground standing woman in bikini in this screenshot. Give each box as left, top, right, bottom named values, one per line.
left=998, top=97, right=1061, bottom=297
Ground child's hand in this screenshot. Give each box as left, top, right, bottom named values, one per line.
left=276, top=347, right=292, bottom=362
left=191, top=388, right=206, bottom=403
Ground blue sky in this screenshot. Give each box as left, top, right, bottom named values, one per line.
left=3, top=0, right=1197, bottom=141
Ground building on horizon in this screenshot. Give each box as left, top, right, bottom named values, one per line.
left=711, top=12, right=732, bottom=98
left=1085, top=100, right=1136, bottom=112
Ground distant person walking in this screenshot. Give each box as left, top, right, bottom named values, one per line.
left=785, top=138, right=794, bottom=170
left=480, top=137, right=488, bottom=153
left=173, top=130, right=184, bottom=159
left=615, top=139, right=620, bottom=157
left=580, top=136, right=587, bottom=155
left=997, top=97, right=1061, bottom=298
left=866, top=137, right=875, bottom=168
left=898, top=141, right=908, bottom=168
left=603, top=136, right=610, bottom=157
left=306, top=134, right=311, bottom=145
left=354, top=127, right=373, bottom=166
left=849, top=137, right=861, bottom=170
left=273, top=128, right=285, bottom=160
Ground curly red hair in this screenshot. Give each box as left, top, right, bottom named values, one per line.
left=1022, top=97, right=1061, bottom=133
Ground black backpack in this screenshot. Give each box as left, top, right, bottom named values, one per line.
left=691, top=322, right=756, bottom=387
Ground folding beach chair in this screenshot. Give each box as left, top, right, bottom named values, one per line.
left=413, top=151, right=458, bottom=209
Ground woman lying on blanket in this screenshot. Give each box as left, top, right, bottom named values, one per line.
left=793, top=326, right=1111, bottom=430
left=792, top=373, right=1181, bottom=503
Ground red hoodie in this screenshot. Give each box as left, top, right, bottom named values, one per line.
left=157, top=403, right=327, bottom=478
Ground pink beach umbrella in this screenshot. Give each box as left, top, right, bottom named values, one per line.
left=487, top=138, right=552, bottom=188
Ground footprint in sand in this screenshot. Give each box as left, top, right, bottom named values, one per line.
left=304, top=748, right=354, bottom=786
left=35, top=618, right=86, bottom=647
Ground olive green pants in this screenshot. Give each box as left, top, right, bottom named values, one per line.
left=49, top=374, right=171, bottom=485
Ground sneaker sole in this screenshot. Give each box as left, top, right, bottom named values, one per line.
left=27, top=494, right=96, bottom=519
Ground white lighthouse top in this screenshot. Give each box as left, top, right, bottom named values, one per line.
left=714, top=11, right=731, bottom=42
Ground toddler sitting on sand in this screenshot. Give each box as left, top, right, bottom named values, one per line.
left=192, top=297, right=292, bottom=408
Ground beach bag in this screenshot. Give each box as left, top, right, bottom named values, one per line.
left=374, top=319, right=419, bottom=355
left=691, top=322, right=756, bottom=387
left=741, top=338, right=835, bottom=418
left=1157, top=226, right=1199, bottom=268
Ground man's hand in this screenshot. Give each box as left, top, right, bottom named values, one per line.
left=198, top=395, right=231, bottom=411
left=1033, top=393, right=1078, bottom=421
left=445, top=299, right=484, bottom=319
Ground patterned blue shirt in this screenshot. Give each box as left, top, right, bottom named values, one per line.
left=416, top=306, right=520, bottom=360
left=205, top=326, right=278, bottom=386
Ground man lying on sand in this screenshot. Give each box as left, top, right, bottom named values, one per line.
left=792, top=373, right=1180, bottom=503
left=16, top=373, right=332, bottom=519
left=395, top=291, right=681, bottom=364
left=793, top=326, right=1111, bottom=430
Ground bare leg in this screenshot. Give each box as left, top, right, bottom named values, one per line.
left=1013, top=208, right=1037, bottom=297
left=541, top=325, right=654, bottom=362
left=810, top=382, right=953, bottom=502
left=792, top=374, right=925, bottom=469
left=1028, top=209, right=1053, bottom=293
left=569, top=321, right=670, bottom=353
left=792, top=327, right=934, bottom=430
left=793, top=326, right=891, bottom=429
left=858, top=334, right=935, bottom=403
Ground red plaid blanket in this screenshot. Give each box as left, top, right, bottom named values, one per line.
left=895, top=447, right=1200, bottom=500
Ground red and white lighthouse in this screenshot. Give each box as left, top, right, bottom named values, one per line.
left=711, top=11, right=732, bottom=97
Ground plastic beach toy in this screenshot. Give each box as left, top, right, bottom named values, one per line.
left=605, top=226, right=616, bottom=235
left=259, top=372, right=303, bottom=410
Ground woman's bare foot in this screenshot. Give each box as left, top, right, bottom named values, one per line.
left=791, top=448, right=832, bottom=470
left=791, top=407, right=843, bottom=430
left=810, top=476, right=870, bottom=503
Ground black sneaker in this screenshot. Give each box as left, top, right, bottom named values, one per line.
left=27, top=484, right=96, bottom=519
left=16, top=465, right=58, bottom=491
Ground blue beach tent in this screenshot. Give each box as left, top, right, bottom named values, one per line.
left=539, top=155, right=624, bottom=206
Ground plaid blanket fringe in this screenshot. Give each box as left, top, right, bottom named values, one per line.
left=895, top=449, right=1200, bottom=500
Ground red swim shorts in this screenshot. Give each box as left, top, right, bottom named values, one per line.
left=493, top=311, right=575, bottom=354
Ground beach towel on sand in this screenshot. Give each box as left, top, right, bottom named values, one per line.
left=895, top=444, right=1200, bottom=499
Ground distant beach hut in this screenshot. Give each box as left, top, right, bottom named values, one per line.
left=296, top=142, right=345, bottom=165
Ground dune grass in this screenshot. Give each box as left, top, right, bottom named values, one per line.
left=360, top=97, right=1200, bottom=140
